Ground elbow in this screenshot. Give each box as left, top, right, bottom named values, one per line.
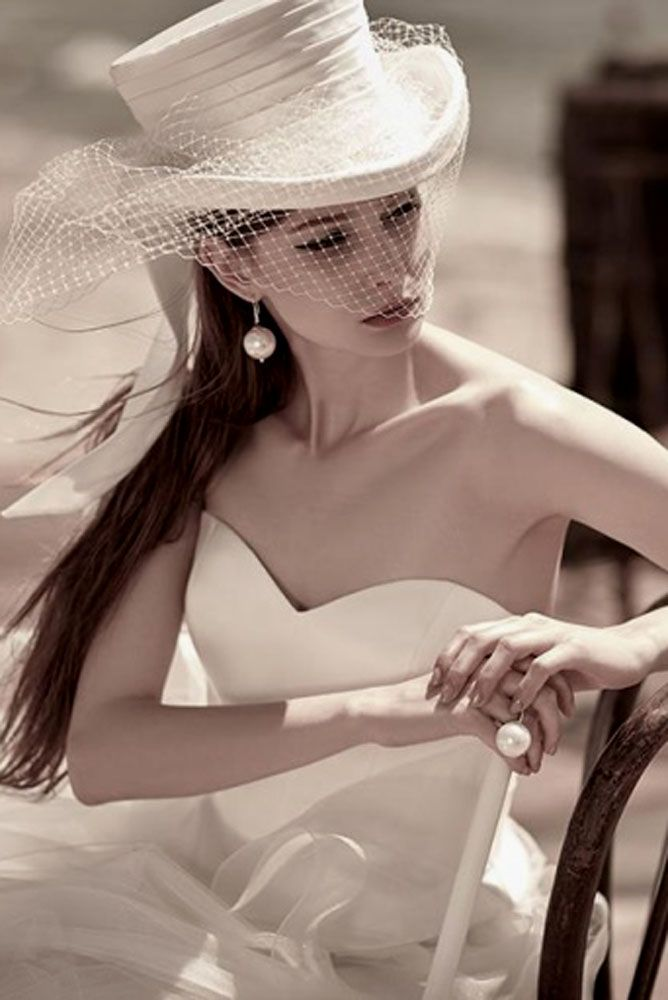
left=70, top=782, right=105, bottom=807
left=65, top=734, right=110, bottom=806
left=67, top=772, right=105, bottom=806
left=66, top=698, right=156, bottom=805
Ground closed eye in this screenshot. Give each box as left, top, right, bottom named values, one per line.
left=295, top=228, right=349, bottom=252
left=389, top=199, right=420, bottom=221
left=294, top=199, right=421, bottom=253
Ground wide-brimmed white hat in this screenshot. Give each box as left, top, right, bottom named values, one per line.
left=0, top=0, right=468, bottom=324
left=106, top=0, right=467, bottom=208
left=0, top=0, right=469, bottom=518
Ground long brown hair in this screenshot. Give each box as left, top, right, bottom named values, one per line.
left=0, top=220, right=297, bottom=798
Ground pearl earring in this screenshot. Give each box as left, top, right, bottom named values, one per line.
left=495, top=710, right=533, bottom=758
left=242, top=300, right=276, bottom=362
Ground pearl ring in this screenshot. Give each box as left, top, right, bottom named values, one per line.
left=495, top=709, right=533, bottom=758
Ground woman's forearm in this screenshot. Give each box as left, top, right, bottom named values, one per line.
left=614, top=605, right=668, bottom=677
left=67, top=691, right=366, bottom=805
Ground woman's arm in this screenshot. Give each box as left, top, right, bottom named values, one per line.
left=68, top=691, right=362, bottom=805
left=431, top=377, right=668, bottom=708
left=66, top=506, right=364, bottom=804
left=66, top=489, right=568, bottom=803
left=73, top=662, right=558, bottom=804
left=68, top=505, right=510, bottom=804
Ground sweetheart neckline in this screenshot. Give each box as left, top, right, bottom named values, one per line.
left=198, top=509, right=507, bottom=618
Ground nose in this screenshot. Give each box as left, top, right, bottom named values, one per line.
left=367, top=243, right=422, bottom=297
left=360, top=210, right=428, bottom=301
left=370, top=251, right=414, bottom=290
left=372, top=270, right=415, bottom=303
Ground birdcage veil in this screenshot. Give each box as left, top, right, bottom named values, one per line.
left=0, top=16, right=468, bottom=326
left=0, top=2, right=470, bottom=518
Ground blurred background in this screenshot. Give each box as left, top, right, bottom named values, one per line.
left=1, top=1, right=667, bottom=993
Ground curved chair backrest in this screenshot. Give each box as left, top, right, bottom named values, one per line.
left=538, top=593, right=668, bottom=1000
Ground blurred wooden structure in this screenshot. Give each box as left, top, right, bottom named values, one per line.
left=558, top=56, right=668, bottom=614
left=559, top=56, right=668, bottom=432
left=538, top=594, right=668, bottom=999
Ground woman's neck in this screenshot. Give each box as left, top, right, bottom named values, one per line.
left=276, top=332, right=423, bottom=455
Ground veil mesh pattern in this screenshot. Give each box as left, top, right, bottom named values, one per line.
left=0, top=19, right=469, bottom=325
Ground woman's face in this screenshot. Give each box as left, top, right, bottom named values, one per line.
left=204, top=188, right=435, bottom=356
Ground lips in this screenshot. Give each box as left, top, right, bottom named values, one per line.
left=363, top=296, right=421, bottom=322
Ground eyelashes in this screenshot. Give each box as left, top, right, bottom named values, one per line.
left=301, top=229, right=348, bottom=252
left=389, top=199, right=421, bottom=221
left=294, top=199, right=421, bottom=254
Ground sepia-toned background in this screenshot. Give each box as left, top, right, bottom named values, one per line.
left=1, top=1, right=667, bottom=992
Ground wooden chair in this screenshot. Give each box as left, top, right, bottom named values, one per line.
left=538, top=593, right=668, bottom=999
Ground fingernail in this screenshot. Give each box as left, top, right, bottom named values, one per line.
left=510, top=698, right=523, bottom=714
left=439, top=684, right=455, bottom=704
left=431, top=665, right=443, bottom=684
left=470, top=690, right=482, bottom=707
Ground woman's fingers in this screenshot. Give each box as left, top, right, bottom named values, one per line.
left=433, top=683, right=534, bottom=776
left=511, top=647, right=573, bottom=710
left=546, top=672, right=576, bottom=717
left=491, top=655, right=575, bottom=721
left=431, top=618, right=523, bottom=701
left=522, top=708, right=544, bottom=772
left=433, top=618, right=558, bottom=706
left=469, top=632, right=555, bottom=705
left=499, top=670, right=563, bottom=754
left=528, top=688, right=561, bottom=754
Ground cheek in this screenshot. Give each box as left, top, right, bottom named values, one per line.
left=286, top=267, right=366, bottom=315
left=299, top=310, right=347, bottom=341
left=257, top=250, right=347, bottom=295
left=262, top=290, right=328, bottom=333
left=292, top=252, right=355, bottom=285
left=276, top=297, right=358, bottom=344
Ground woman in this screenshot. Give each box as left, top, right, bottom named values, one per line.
left=0, top=1, right=665, bottom=997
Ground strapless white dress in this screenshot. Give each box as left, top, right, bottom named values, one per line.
left=0, top=510, right=608, bottom=999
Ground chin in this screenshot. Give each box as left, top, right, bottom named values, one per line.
left=353, top=320, right=425, bottom=356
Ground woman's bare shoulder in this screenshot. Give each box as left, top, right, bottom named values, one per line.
left=416, top=321, right=563, bottom=419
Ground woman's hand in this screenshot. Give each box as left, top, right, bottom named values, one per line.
left=431, top=666, right=572, bottom=770
left=428, top=612, right=654, bottom=714
left=353, top=670, right=560, bottom=776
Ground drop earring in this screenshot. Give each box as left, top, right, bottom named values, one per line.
left=495, top=709, right=533, bottom=758
left=242, top=300, right=276, bottom=362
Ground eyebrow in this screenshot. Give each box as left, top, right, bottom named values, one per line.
left=290, top=212, right=350, bottom=233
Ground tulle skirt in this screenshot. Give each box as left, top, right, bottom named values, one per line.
left=0, top=630, right=609, bottom=999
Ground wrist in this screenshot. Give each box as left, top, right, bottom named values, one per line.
left=344, top=687, right=384, bottom=746
left=612, top=609, right=668, bottom=679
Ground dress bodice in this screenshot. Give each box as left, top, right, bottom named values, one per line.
left=184, top=509, right=509, bottom=705
left=180, top=508, right=516, bottom=912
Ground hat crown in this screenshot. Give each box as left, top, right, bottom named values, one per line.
left=110, top=0, right=385, bottom=139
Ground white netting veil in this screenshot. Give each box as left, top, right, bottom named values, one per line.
left=0, top=1, right=470, bottom=518
left=0, top=12, right=469, bottom=327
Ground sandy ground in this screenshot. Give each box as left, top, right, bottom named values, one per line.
left=1, top=1, right=668, bottom=994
